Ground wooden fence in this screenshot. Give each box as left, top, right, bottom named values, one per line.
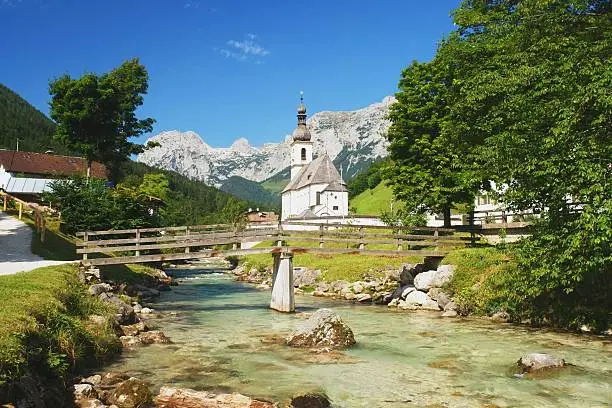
left=0, top=190, right=47, bottom=242
left=76, top=223, right=470, bottom=266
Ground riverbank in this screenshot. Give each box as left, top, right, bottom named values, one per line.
left=0, top=262, right=175, bottom=407
left=238, top=247, right=612, bottom=334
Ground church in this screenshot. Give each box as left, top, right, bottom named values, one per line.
left=281, top=94, right=349, bottom=221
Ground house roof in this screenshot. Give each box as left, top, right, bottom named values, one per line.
left=0, top=150, right=107, bottom=179
left=282, top=154, right=347, bottom=193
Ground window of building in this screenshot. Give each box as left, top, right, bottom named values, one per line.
left=316, top=192, right=321, bottom=205
left=301, top=148, right=306, bottom=161
left=333, top=205, right=338, bottom=211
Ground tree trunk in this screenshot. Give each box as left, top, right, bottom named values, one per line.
left=443, top=205, right=452, bottom=228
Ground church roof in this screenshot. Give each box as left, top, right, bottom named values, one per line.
left=282, top=154, right=348, bottom=193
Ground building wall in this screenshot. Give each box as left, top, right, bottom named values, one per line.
left=313, top=191, right=348, bottom=217
left=290, top=141, right=313, bottom=180
left=281, top=183, right=349, bottom=220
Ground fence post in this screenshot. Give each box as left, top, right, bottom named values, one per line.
left=469, top=210, right=476, bottom=246
left=40, top=215, right=45, bottom=243
left=18, top=202, right=22, bottom=220
left=185, top=226, right=190, bottom=253
left=319, top=225, right=324, bottom=248
left=135, top=229, right=141, bottom=257
left=83, top=233, right=88, bottom=261
left=3, top=193, right=6, bottom=211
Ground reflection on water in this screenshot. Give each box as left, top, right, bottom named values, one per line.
left=107, top=268, right=612, bottom=407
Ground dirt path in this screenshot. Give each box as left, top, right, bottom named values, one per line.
left=0, top=211, right=73, bottom=275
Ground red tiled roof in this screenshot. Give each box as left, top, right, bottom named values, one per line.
left=0, top=150, right=107, bottom=179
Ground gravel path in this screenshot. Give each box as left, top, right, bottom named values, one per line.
left=0, top=211, right=73, bottom=275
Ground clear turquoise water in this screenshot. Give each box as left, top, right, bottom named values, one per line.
left=107, top=268, right=612, bottom=407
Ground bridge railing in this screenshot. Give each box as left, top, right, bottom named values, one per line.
left=76, top=223, right=474, bottom=266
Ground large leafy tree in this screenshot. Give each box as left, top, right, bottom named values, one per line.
left=385, top=59, right=480, bottom=227
left=49, top=58, right=155, bottom=181
left=443, top=0, right=612, bottom=329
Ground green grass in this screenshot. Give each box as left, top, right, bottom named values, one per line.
left=260, top=178, right=288, bottom=195
left=441, top=247, right=515, bottom=315
left=349, top=182, right=399, bottom=216
left=242, top=245, right=422, bottom=282
left=0, top=264, right=120, bottom=384
left=100, top=263, right=164, bottom=286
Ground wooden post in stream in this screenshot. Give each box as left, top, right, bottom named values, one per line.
left=270, top=252, right=295, bottom=313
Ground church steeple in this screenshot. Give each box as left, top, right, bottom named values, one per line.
left=290, top=91, right=313, bottom=180
left=293, top=91, right=311, bottom=142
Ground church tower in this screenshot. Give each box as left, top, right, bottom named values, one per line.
left=290, top=92, right=313, bottom=180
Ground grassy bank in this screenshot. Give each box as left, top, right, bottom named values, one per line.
left=0, top=264, right=120, bottom=385
left=241, top=251, right=422, bottom=282
left=441, top=247, right=515, bottom=316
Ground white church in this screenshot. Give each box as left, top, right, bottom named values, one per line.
left=281, top=95, right=349, bottom=221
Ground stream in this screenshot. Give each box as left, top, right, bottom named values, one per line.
left=106, top=268, right=611, bottom=407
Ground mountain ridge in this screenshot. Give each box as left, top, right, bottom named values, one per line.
left=137, top=96, right=395, bottom=186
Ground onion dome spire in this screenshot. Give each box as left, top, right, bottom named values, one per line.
left=293, top=91, right=311, bottom=141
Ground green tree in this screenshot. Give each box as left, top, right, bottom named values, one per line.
left=138, top=173, right=170, bottom=201
left=385, top=60, right=479, bottom=227
left=443, top=0, right=612, bottom=330
left=221, top=197, right=248, bottom=231
left=49, top=58, right=155, bottom=181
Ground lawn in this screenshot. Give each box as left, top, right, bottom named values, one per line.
left=349, top=182, right=398, bottom=216
left=0, top=264, right=119, bottom=384
left=241, top=243, right=422, bottom=282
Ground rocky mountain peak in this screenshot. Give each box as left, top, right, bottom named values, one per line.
left=137, top=96, right=395, bottom=186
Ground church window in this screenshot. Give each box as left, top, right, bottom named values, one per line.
left=333, top=205, right=338, bottom=211
left=301, top=148, right=306, bottom=161
left=316, top=192, right=321, bottom=205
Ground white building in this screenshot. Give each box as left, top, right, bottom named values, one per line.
left=281, top=95, right=349, bottom=221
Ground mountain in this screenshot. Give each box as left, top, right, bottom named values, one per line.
left=219, top=176, right=280, bottom=209
left=0, top=83, right=70, bottom=154
left=137, top=96, right=395, bottom=187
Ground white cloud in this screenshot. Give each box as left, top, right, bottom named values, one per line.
left=219, top=33, right=270, bottom=62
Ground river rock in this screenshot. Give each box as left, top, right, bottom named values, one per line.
left=121, top=322, right=148, bottom=337
left=81, top=375, right=102, bottom=386
left=432, top=264, right=455, bottom=287
left=356, top=293, right=372, bottom=302
left=139, top=331, right=170, bottom=344
left=413, top=270, right=436, bottom=291
left=77, top=398, right=106, bottom=408
left=289, top=393, right=331, bottom=408
left=331, top=280, right=350, bottom=293
left=344, top=292, right=357, bottom=301
left=99, top=293, right=136, bottom=325
left=518, top=353, right=566, bottom=373
left=74, top=383, right=97, bottom=400
left=401, top=286, right=416, bottom=299
left=88, top=283, right=112, bottom=296
left=133, top=303, right=143, bottom=313
left=400, top=291, right=440, bottom=310
left=399, top=264, right=417, bottom=285
left=286, top=308, right=356, bottom=349
left=294, top=268, right=321, bottom=287
left=428, top=288, right=452, bottom=309
left=491, top=310, right=510, bottom=323
left=316, top=282, right=331, bottom=292
left=154, top=386, right=275, bottom=407
left=442, top=310, right=458, bottom=317
left=107, top=378, right=152, bottom=408
left=352, top=282, right=364, bottom=294
left=140, top=307, right=153, bottom=314
left=444, top=301, right=458, bottom=312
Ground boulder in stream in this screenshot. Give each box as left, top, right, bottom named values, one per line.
left=286, top=308, right=356, bottom=349
left=106, top=377, right=152, bottom=408
left=518, top=353, right=566, bottom=373
left=289, top=393, right=331, bottom=408
left=154, top=386, right=275, bottom=407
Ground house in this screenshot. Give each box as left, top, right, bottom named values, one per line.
left=281, top=95, right=349, bottom=221
left=0, top=150, right=106, bottom=199
left=246, top=208, right=279, bottom=224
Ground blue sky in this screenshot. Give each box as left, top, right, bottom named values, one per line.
left=0, top=0, right=460, bottom=147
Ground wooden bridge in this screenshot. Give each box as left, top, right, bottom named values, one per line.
left=76, top=223, right=474, bottom=313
